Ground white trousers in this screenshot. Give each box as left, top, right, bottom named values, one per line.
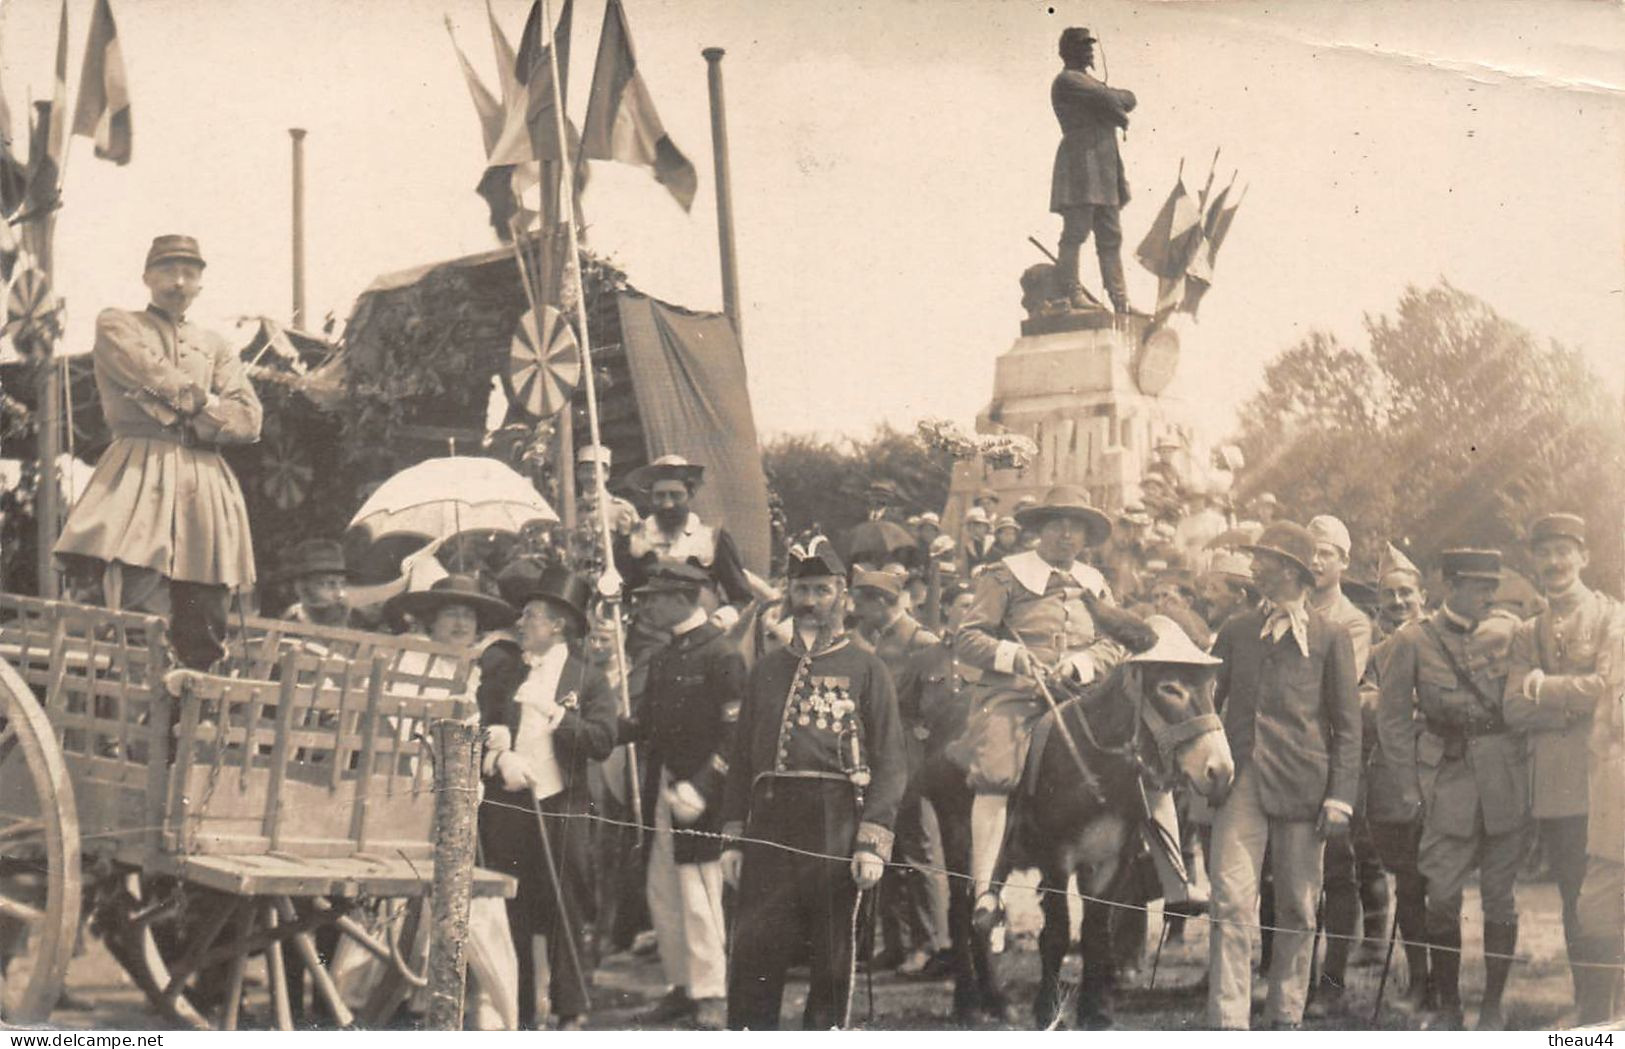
left=1206, top=764, right=1324, bottom=1030
left=647, top=774, right=728, bottom=1000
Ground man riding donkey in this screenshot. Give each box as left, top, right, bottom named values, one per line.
left=949, top=485, right=1206, bottom=933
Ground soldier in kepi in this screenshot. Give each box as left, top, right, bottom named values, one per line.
left=950, top=486, right=1193, bottom=933
left=1050, top=27, right=1137, bottom=314
left=1504, top=512, right=1621, bottom=1018
left=1379, top=549, right=1526, bottom=1031
left=54, top=234, right=261, bottom=669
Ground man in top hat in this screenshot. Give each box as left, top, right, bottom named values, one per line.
left=719, top=538, right=907, bottom=1029
left=280, top=538, right=362, bottom=629
left=1206, top=521, right=1361, bottom=1030
left=1050, top=26, right=1136, bottom=314
left=616, top=455, right=754, bottom=630
left=952, top=486, right=1165, bottom=930
left=957, top=506, right=996, bottom=578
left=1361, top=540, right=1434, bottom=1013
left=54, top=234, right=262, bottom=669
left=1379, top=549, right=1526, bottom=1030
left=619, top=562, right=746, bottom=1029
left=851, top=569, right=948, bottom=976
left=1504, top=513, right=1622, bottom=1015
left=478, top=562, right=618, bottom=1030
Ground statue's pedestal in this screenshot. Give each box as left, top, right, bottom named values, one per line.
left=945, top=311, right=1185, bottom=527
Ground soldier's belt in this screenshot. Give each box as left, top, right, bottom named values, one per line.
left=1423, top=722, right=1507, bottom=759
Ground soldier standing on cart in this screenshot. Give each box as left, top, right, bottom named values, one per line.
left=54, top=235, right=261, bottom=669
left=719, top=538, right=907, bottom=1030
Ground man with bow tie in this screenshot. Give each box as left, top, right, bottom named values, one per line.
left=718, top=538, right=907, bottom=1029
left=1206, top=521, right=1361, bottom=1030
left=1504, top=513, right=1622, bottom=1021
left=478, top=562, right=618, bottom=1030
left=1379, top=549, right=1525, bottom=1030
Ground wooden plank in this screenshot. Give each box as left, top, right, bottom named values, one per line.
left=264, top=903, right=294, bottom=1032
left=220, top=904, right=256, bottom=1031
left=263, top=653, right=300, bottom=853
left=350, top=656, right=386, bottom=853
left=328, top=660, right=356, bottom=791
left=166, top=673, right=203, bottom=852
left=274, top=896, right=355, bottom=1027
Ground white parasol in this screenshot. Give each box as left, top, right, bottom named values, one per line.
left=348, top=455, right=558, bottom=542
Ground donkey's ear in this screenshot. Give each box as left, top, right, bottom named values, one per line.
left=1093, top=603, right=1159, bottom=654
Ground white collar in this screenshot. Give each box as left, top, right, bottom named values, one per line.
left=1003, top=549, right=1106, bottom=596
left=672, top=607, right=709, bottom=636
left=522, top=642, right=569, bottom=672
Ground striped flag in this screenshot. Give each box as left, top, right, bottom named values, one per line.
left=581, top=0, right=696, bottom=211
left=1135, top=171, right=1203, bottom=320
left=71, top=0, right=132, bottom=165
left=1181, top=181, right=1245, bottom=317
left=445, top=14, right=504, bottom=155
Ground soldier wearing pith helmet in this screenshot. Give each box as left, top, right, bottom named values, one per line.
left=1379, top=548, right=1525, bottom=1030
left=1504, top=512, right=1622, bottom=1015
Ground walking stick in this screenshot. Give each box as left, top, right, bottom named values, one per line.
left=1149, top=914, right=1171, bottom=991
left=842, top=887, right=868, bottom=1030
left=1371, top=908, right=1401, bottom=1024
left=530, top=793, right=593, bottom=1014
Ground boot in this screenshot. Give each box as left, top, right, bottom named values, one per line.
left=1573, top=935, right=1625, bottom=1026
left=1098, top=252, right=1133, bottom=314
left=1055, top=241, right=1082, bottom=300
left=1422, top=926, right=1463, bottom=1030
left=1397, top=941, right=1432, bottom=1014
left=1477, top=920, right=1516, bottom=1030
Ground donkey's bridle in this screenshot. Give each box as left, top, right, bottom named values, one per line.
left=1063, top=667, right=1222, bottom=787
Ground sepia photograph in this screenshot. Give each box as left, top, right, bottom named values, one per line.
left=0, top=0, right=1621, bottom=1034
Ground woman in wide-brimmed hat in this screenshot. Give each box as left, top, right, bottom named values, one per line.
left=384, top=573, right=517, bottom=647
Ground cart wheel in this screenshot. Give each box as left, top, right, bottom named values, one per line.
left=97, top=874, right=210, bottom=1029
left=0, top=659, right=82, bottom=1024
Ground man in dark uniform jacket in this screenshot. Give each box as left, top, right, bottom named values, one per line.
left=719, top=539, right=908, bottom=1029
left=620, top=562, right=746, bottom=1029
left=478, top=562, right=618, bottom=1030
left=1050, top=26, right=1137, bottom=313
left=852, top=569, right=946, bottom=975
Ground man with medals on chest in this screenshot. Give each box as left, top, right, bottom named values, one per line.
left=1379, top=549, right=1526, bottom=1030
left=718, top=538, right=907, bottom=1029
left=477, top=562, right=618, bottom=1030
left=1504, top=513, right=1622, bottom=1017
left=950, top=486, right=1171, bottom=933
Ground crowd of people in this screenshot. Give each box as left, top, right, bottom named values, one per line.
left=36, top=234, right=1625, bottom=1031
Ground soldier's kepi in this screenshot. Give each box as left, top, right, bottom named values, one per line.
left=718, top=537, right=907, bottom=1030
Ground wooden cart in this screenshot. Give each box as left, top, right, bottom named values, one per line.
left=0, top=594, right=514, bottom=1029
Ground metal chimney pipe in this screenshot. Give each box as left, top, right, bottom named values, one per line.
left=702, top=48, right=742, bottom=346
left=289, top=128, right=307, bottom=330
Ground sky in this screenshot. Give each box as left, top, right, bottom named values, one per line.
left=1, top=0, right=1622, bottom=448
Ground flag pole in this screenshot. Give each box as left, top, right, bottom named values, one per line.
left=701, top=47, right=742, bottom=346
left=537, top=0, right=642, bottom=839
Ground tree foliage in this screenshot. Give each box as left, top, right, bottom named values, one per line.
left=763, top=424, right=954, bottom=540
left=1234, top=280, right=1625, bottom=590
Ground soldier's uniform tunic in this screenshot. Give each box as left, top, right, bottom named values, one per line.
left=1504, top=581, right=1621, bottom=957
left=864, top=611, right=947, bottom=963
left=1379, top=607, right=1526, bottom=934
left=625, top=615, right=745, bottom=1004
left=720, top=633, right=907, bottom=1029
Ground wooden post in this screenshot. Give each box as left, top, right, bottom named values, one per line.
left=425, top=718, right=479, bottom=1031
left=34, top=356, right=61, bottom=598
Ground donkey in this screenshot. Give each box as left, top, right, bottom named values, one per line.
left=924, top=616, right=1234, bottom=1029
